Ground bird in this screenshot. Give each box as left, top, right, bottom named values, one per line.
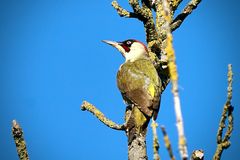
left=102, top=39, right=162, bottom=143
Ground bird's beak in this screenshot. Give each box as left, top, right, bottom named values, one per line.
left=102, top=40, right=119, bottom=47
left=102, top=40, right=125, bottom=56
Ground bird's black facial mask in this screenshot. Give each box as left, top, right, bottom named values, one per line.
left=119, top=40, right=135, bottom=53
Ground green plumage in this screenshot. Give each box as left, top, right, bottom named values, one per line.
left=117, top=58, right=161, bottom=120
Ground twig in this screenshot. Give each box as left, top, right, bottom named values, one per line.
left=171, top=0, right=202, bottom=32
left=81, top=101, right=126, bottom=130
left=12, top=120, right=29, bottom=160
left=111, top=1, right=138, bottom=18
left=213, top=64, right=234, bottom=160
left=151, top=120, right=160, bottom=160
left=191, top=150, right=204, bottom=160
left=160, top=125, right=175, bottom=160
left=226, top=64, right=233, bottom=104
left=170, top=0, right=183, bottom=11
left=161, top=0, right=188, bottom=159
left=129, top=0, right=143, bottom=14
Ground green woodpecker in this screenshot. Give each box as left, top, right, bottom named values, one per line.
left=102, top=39, right=161, bottom=142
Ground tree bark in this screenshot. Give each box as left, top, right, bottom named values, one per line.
left=128, top=134, right=148, bottom=160
left=125, top=106, right=149, bottom=160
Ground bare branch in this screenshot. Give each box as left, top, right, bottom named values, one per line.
left=129, top=0, right=143, bottom=15
left=161, top=0, right=188, bottom=159
left=139, top=1, right=162, bottom=59
left=170, top=0, right=183, bottom=11
left=81, top=101, right=126, bottom=130
left=112, top=1, right=138, bottom=18
left=213, top=64, right=234, bottom=160
left=160, top=126, right=175, bottom=160
left=12, top=120, right=29, bottom=160
left=191, top=150, right=204, bottom=160
left=151, top=120, right=160, bottom=160
left=155, top=0, right=167, bottom=41
left=171, top=0, right=202, bottom=32
left=226, top=64, right=233, bottom=103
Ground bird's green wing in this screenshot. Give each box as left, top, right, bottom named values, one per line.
left=117, top=58, right=161, bottom=119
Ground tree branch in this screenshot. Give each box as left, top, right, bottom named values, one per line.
left=171, top=0, right=202, bottom=32
left=160, top=125, right=175, bottom=160
left=191, top=150, right=204, bottom=160
left=161, top=0, right=188, bottom=159
left=129, top=0, right=145, bottom=14
left=81, top=101, right=126, bottom=130
left=156, top=0, right=167, bottom=41
left=213, top=64, right=234, bottom=160
left=112, top=1, right=139, bottom=18
left=154, top=0, right=172, bottom=93
left=170, top=0, right=183, bottom=12
left=12, top=120, right=29, bottom=160
left=151, top=120, right=160, bottom=160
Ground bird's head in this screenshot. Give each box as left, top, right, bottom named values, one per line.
left=102, top=39, right=149, bottom=62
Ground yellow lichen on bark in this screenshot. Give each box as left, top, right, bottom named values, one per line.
left=161, top=126, right=175, bottom=160
left=213, top=64, right=233, bottom=160
left=81, top=101, right=125, bottom=130
left=12, top=120, right=29, bottom=160
left=165, top=34, right=178, bottom=82
left=112, top=1, right=131, bottom=17
left=170, top=0, right=183, bottom=11
left=160, top=0, right=188, bottom=158
left=151, top=121, right=160, bottom=160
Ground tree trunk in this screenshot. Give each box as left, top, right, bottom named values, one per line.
left=125, top=106, right=149, bottom=160
left=128, top=134, right=148, bottom=160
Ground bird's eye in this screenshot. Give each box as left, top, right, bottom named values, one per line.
left=126, top=41, right=132, bottom=45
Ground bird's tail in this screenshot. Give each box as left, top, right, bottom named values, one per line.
left=126, top=106, right=150, bottom=144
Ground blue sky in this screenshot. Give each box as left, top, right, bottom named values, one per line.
left=0, top=0, right=239, bottom=159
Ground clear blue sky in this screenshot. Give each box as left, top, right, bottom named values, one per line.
left=0, top=0, right=239, bottom=159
